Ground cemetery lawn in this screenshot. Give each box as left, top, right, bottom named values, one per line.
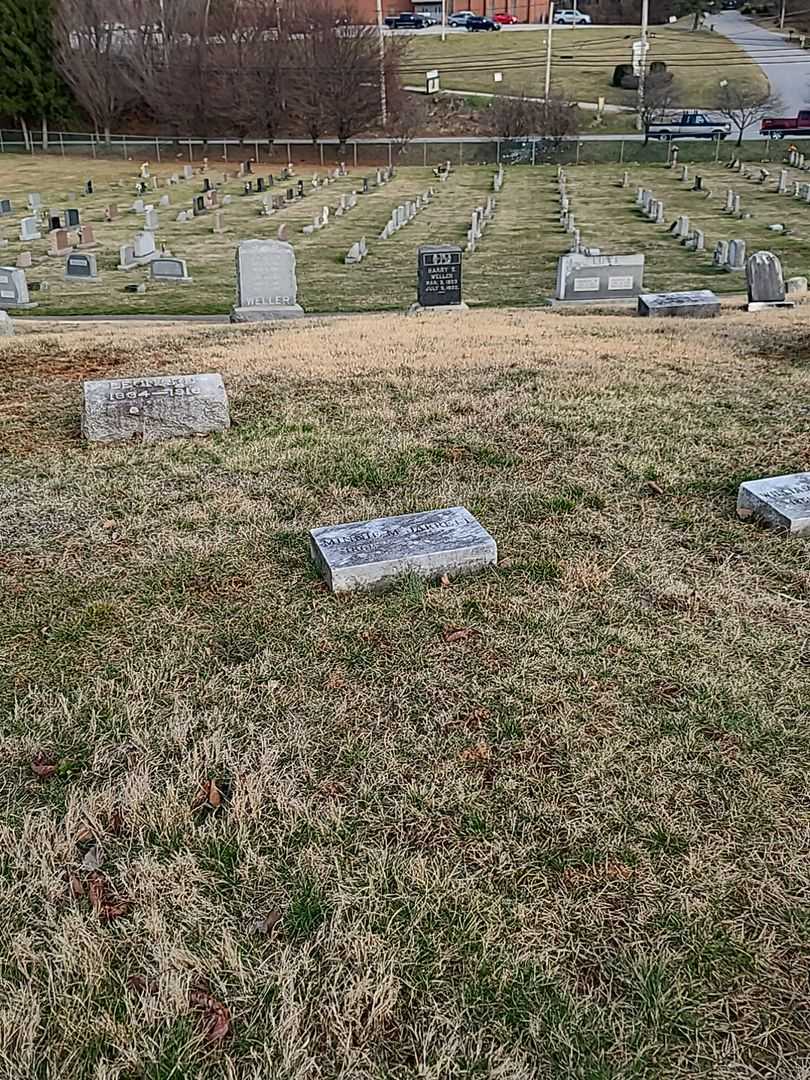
left=5, top=153, right=810, bottom=319
left=2, top=308, right=810, bottom=1079
left=403, top=25, right=768, bottom=107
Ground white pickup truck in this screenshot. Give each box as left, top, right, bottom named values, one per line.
left=646, top=111, right=731, bottom=141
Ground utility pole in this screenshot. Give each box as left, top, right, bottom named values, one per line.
left=442, top=0, right=447, bottom=42
left=779, top=0, right=787, bottom=30
left=376, top=0, right=388, bottom=127
left=637, top=0, right=649, bottom=130
left=544, top=2, right=555, bottom=102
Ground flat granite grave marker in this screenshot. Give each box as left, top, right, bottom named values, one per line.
left=638, top=290, right=720, bottom=318
left=231, top=238, right=304, bottom=321
left=82, top=373, right=230, bottom=444
left=310, top=506, right=497, bottom=593
left=415, top=245, right=464, bottom=310
left=737, top=473, right=810, bottom=536
left=555, top=252, right=644, bottom=301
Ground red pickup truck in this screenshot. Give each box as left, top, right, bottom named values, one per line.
left=761, top=111, right=810, bottom=138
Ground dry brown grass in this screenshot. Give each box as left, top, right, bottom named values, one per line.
left=2, top=308, right=810, bottom=1079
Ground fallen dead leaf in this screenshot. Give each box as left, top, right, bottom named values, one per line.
left=31, top=752, right=58, bottom=780
left=102, top=519, right=116, bottom=530
left=87, top=872, right=131, bottom=923
left=127, top=974, right=157, bottom=995
left=189, top=986, right=231, bottom=1047
left=107, top=808, right=125, bottom=836
left=68, top=873, right=85, bottom=899
left=74, top=824, right=95, bottom=844
left=442, top=626, right=481, bottom=644
left=460, top=741, right=493, bottom=765
left=643, top=481, right=665, bottom=496
left=250, top=910, right=283, bottom=935
left=439, top=573, right=452, bottom=588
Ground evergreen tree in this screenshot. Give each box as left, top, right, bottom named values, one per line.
left=0, top=0, right=70, bottom=148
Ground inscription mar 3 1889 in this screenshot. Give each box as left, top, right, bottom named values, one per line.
left=81, top=372, right=231, bottom=444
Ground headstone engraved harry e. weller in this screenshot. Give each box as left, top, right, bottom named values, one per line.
left=416, top=245, right=464, bottom=309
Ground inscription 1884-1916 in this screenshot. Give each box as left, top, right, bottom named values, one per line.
left=82, top=372, right=231, bottom=444
left=417, top=245, right=462, bottom=308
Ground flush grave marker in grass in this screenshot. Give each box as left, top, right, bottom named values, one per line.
left=310, top=506, right=497, bottom=593
left=81, top=372, right=230, bottom=444
left=737, top=473, right=810, bottom=536
left=638, top=290, right=720, bottom=318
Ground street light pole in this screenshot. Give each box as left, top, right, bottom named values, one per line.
left=544, top=2, right=554, bottom=101
left=637, top=0, right=649, bottom=129
left=376, top=0, right=388, bottom=127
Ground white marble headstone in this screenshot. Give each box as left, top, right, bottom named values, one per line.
left=737, top=473, right=810, bottom=536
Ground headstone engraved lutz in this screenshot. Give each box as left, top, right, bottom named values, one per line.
left=737, top=473, right=810, bottom=536
left=310, top=506, right=497, bottom=593
left=555, top=252, right=644, bottom=301
left=638, top=290, right=720, bottom=318
left=81, top=373, right=230, bottom=444
left=415, top=245, right=464, bottom=310
left=230, top=239, right=304, bottom=322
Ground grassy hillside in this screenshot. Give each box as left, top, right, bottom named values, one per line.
left=2, top=308, right=809, bottom=1078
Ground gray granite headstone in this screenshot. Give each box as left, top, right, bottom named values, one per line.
left=737, top=473, right=810, bottom=535
left=65, top=252, right=98, bottom=281
left=0, top=266, right=35, bottom=309
left=82, top=372, right=230, bottom=444
left=417, top=245, right=463, bottom=308
left=310, top=506, right=497, bottom=593
left=746, top=250, right=793, bottom=310
left=555, top=252, right=644, bottom=301
left=231, top=239, right=304, bottom=322
left=638, top=290, right=720, bottom=318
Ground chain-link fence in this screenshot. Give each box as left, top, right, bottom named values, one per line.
left=0, top=129, right=804, bottom=167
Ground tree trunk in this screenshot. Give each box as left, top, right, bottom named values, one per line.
left=19, top=116, right=30, bottom=152
left=42, top=115, right=49, bottom=152
left=736, top=129, right=744, bottom=147
left=103, top=124, right=111, bottom=145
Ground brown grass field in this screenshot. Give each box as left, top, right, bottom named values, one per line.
left=1, top=308, right=810, bottom=1079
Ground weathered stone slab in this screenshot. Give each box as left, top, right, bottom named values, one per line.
left=310, top=506, right=497, bottom=593
left=638, top=290, right=720, bottom=318
left=555, top=252, right=644, bottom=301
left=746, top=250, right=794, bottom=311
left=82, top=372, right=230, bottom=444
left=737, top=473, right=810, bottom=536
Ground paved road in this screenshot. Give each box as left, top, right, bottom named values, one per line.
left=711, top=11, right=810, bottom=118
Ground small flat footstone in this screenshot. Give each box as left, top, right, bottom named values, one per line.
left=310, top=506, right=497, bottom=593
left=737, top=473, right=810, bottom=535
left=82, top=372, right=230, bottom=444
left=407, top=302, right=469, bottom=316
left=638, top=290, right=720, bottom=318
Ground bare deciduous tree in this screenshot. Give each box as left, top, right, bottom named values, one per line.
left=640, top=72, right=681, bottom=144
left=714, top=80, right=784, bottom=146
left=53, top=0, right=135, bottom=141
left=490, top=91, right=579, bottom=140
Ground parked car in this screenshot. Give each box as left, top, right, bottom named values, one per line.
left=384, top=11, right=432, bottom=28
left=761, top=110, right=810, bottom=137
left=646, top=111, right=731, bottom=140
left=493, top=11, right=520, bottom=21
left=447, top=10, right=476, bottom=25
left=553, top=9, right=592, bottom=22
left=466, top=15, right=501, bottom=29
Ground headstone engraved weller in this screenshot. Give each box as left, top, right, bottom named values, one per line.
left=231, top=238, right=304, bottom=322
left=310, top=507, right=497, bottom=593
left=82, top=373, right=230, bottom=444
left=737, top=473, right=810, bottom=536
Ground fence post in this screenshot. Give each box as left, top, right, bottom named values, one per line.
left=287, top=140, right=292, bottom=163
left=91, top=134, right=96, bottom=160
left=155, top=136, right=161, bottom=163
left=187, top=139, right=193, bottom=162
left=0, top=130, right=4, bottom=153
left=319, top=141, right=324, bottom=166
left=459, top=141, right=463, bottom=166
left=353, top=141, right=358, bottom=167
left=121, top=135, right=126, bottom=160
left=619, top=139, right=625, bottom=164
left=254, top=139, right=260, bottom=164
left=388, top=140, right=392, bottom=167
left=714, top=134, right=720, bottom=163
left=531, top=138, right=536, bottom=166
left=496, top=138, right=501, bottom=164
left=576, top=139, right=581, bottom=165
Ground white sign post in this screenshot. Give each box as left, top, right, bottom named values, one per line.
left=426, top=69, right=440, bottom=94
